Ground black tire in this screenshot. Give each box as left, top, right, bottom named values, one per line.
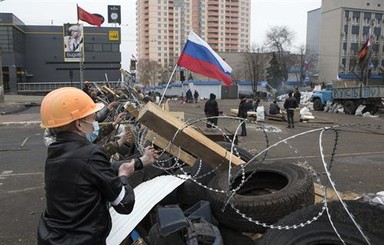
left=313, top=98, right=323, bottom=111
left=207, top=162, right=315, bottom=233
left=216, top=141, right=254, bottom=162
left=258, top=200, right=384, bottom=245
left=343, top=100, right=356, bottom=115
left=142, top=152, right=175, bottom=181
left=175, top=160, right=216, bottom=208
left=175, top=140, right=255, bottom=208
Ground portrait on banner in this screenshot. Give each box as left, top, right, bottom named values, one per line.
left=63, top=23, right=84, bottom=62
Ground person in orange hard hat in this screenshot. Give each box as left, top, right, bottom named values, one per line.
left=37, top=87, right=158, bottom=245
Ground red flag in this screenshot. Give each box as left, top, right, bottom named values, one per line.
left=77, top=5, right=104, bottom=27
left=357, top=38, right=371, bottom=64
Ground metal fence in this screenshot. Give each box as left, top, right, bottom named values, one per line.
left=17, top=81, right=121, bottom=93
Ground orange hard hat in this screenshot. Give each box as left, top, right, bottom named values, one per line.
left=40, top=87, right=104, bottom=128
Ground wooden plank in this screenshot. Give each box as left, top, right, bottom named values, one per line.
left=123, top=104, right=193, bottom=165
left=138, top=102, right=245, bottom=167
left=145, top=131, right=196, bottom=166
left=314, top=183, right=361, bottom=203
left=102, top=85, right=120, bottom=98
left=124, top=102, right=139, bottom=118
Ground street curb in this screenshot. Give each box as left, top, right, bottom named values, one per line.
left=0, top=121, right=41, bottom=127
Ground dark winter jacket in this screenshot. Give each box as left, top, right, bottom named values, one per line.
left=294, top=91, right=301, bottom=104
left=237, top=99, right=249, bottom=118
left=37, top=132, right=135, bottom=245
left=284, top=96, right=299, bottom=110
left=204, top=94, right=219, bottom=116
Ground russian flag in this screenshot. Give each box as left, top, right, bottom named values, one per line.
left=177, top=31, right=232, bottom=86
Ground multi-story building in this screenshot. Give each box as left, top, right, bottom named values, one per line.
left=306, top=8, right=321, bottom=56
left=316, top=0, right=384, bottom=83
left=0, top=13, right=122, bottom=94
left=136, top=0, right=251, bottom=84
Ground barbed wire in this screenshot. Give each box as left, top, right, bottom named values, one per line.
left=107, top=102, right=379, bottom=244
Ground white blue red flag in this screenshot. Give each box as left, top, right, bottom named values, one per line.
left=177, top=31, right=232, bottom=85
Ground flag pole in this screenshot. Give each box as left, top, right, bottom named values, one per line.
left=76, top=6, right=84, bottom=89
left=158, top=64, right=178, bottom=106
left=79, top=48, right=84, bottom=89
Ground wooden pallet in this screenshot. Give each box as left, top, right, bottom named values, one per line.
left=137, top=102, right=245, bottom=167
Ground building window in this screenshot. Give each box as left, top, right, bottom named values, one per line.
left=93, top=43, right=102, bottom=52
left=103, top=44, right=112, bottom=52
left=112, top=44, right=119, bottom=52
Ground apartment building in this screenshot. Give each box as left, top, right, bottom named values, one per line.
left=136, top=0, right=251, bottom=84
left=317, top=0, right=384, bottom=83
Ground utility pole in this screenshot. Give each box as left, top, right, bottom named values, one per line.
left=0, top=0, right=5, bottom=102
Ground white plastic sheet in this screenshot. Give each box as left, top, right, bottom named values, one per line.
left=106, top=175, right=187, bottom=245
left=256, top=106, right=265, bottom=122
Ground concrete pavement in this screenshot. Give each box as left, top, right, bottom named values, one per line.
left=0, top=94, right=43, bottom=126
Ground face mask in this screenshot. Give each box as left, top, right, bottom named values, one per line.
left=85, top=121, right=99, bottom=143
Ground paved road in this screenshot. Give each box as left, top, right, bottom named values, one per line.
left=0, top=127, right=45, bottom=245
left=0, top=99, right=383, bottom=244
left=170, top=100, right=384, bottom=195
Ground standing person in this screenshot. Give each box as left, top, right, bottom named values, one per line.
left=253, top=98, right=260, bottom=112
left=237, top=95, right=249, bottom=136
left=37, top=87, right=158, bottom=244
left=204, top=93, right=219, bottom=129
left=186, top=89, right=193, bottom=103
left=194, top=90, right=199, bottom=103
left=294, top=87, right=301, bottom=105
left=284, top=92, right=299, bottom=128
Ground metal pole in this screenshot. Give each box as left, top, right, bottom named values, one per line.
left=0, top=0, right=6, bottom=102
left=79, top=49, right=84, bottom=89
left=0, top=48, right=4, bottom=103
left=158, top=64, right=178, bottom=106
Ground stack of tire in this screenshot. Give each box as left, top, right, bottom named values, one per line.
left=149, top=142, right=384, bottom=244
left=206, top=161, right=315, bottom=233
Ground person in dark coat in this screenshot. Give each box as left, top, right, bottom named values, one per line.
left=37, top=87, right=158, bottom=244
left=294, top=87, right=301, bottom=105
left=253, top=98, right=260, bottom=112
left=194, top=90, right=199, bottom=103
left=268, top=100, right=281, bottom=115
left=284, top=92, right=299, bottom=128
left=186, top=89, right=193, bottom=103
left=237, top=95, right=250, bottom=136
left=204, top=93, right=219, bottom=129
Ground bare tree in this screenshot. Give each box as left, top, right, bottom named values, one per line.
left=242, top=45, right=268, bottom=94
left=137, top=60, right=162, bottom=86
left=265, top=26, right=295, bottom=81
left=293, top=44, right=319, bottom=85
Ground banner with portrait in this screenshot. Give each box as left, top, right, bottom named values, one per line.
left=63, top=23, right=84, bottom=62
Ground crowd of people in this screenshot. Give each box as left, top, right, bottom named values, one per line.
left=234, top=87, right=302, bottom=134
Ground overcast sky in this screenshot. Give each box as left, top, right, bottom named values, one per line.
left=1, top=0, right=321, bottom=70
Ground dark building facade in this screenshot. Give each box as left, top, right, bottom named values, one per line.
left=0, top=13, right=121, bottom=93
